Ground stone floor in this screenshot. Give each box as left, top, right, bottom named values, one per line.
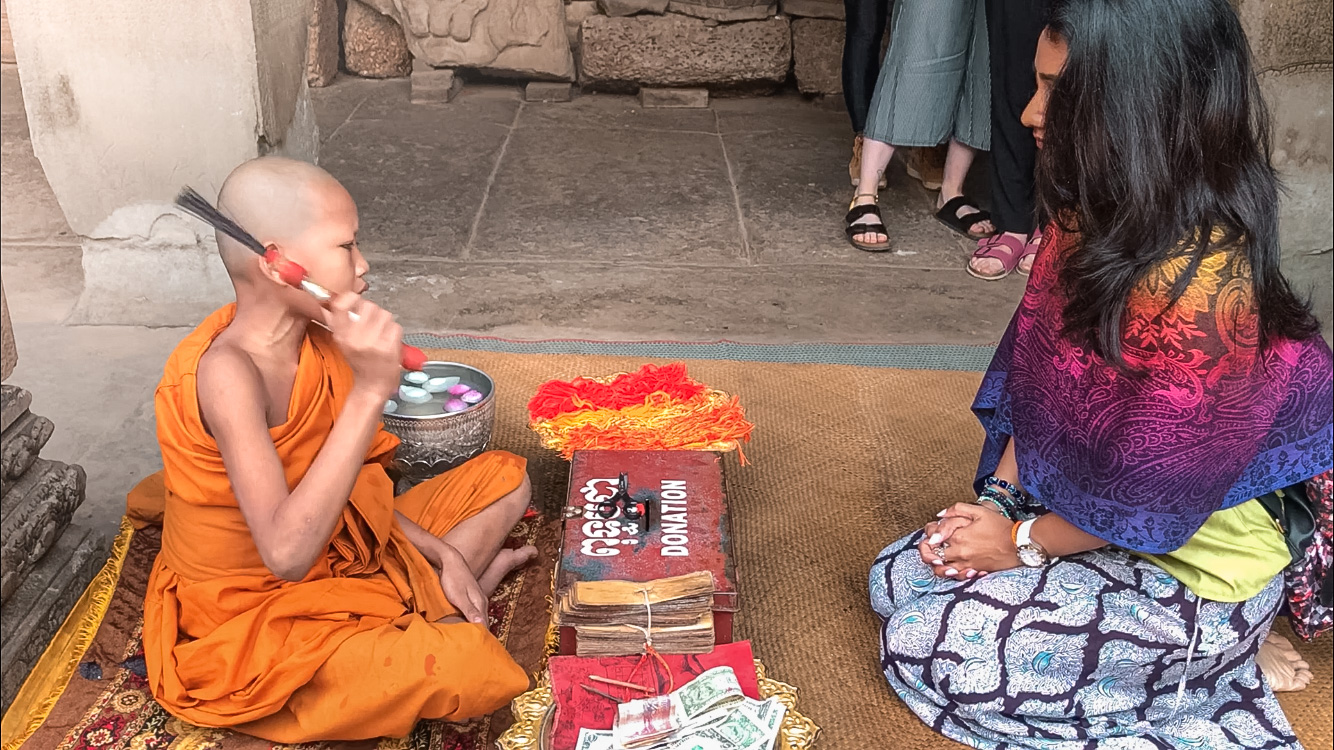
left=3, top=66, right=1331, bottom=545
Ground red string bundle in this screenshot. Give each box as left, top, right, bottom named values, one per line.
left=527, top=364, right=753, bottom=462
left=527, top=363, right=707, bottom=421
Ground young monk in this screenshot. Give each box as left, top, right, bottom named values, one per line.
left=126, top=156, right=537, bottom=742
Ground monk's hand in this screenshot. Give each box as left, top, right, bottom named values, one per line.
left=325, top=293, right=403, bottom=399
left=435, top=542, right=489, bottom=625
left=931, top=504, right=1020, bottom=577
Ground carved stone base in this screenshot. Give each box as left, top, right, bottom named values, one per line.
left=1, top=385, right=32, bottom=434
left=1, top=411, right=55, bottom=491
left=0, top=523, right=104, bottom=713
left=1, top=458, right=87, bottom=602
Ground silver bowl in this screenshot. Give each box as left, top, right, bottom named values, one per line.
left=381, top=361, right=495, bottom=488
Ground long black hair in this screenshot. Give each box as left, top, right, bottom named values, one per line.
left=1038, top=0, right=1318, bottom=367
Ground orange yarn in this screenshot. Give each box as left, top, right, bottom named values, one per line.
left=527, top=365, right=753, bottom=462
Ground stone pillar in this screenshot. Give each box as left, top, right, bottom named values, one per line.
left=5, top=0, right=319, bottom=327
left=0, top=284, right=104, bottom=712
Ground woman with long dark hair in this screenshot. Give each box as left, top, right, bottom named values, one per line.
left=869, top=0, right=1332, bottom=745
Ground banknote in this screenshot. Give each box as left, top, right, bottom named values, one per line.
left=614, top=667, right=745, bottom=748
left=676, top=667, right=743, bottom=718
left=576, top=727, right=616, bottom=750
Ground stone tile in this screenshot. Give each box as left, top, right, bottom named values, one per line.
left=516, top=92, right=719, bottom=133
left=67, top=396, right=163, bottom=539
left=366, top=259, right=1026, bottom=345
left=713, top=93, right=851, bottom=136
left=4, top=321, right=185, bottom=475
left=307, top=75, right=378, bottom=139
left=725, top=129, right=975, bottom=267
left=469, top=125, right=746, bottom=263
left=319, top=110, right=515, bottom=259
left=351, top=81, right=521, bottom=126
left=0, top=245, right=83, bottom=324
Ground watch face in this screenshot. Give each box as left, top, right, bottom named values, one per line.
left=1018, top=546, right=1046, bottom=567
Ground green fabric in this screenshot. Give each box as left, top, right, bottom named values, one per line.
left=1137, top=499, right=1290, bottom=602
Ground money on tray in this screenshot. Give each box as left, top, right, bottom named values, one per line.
left=577, top=690, right=786, bottom=750
left=599, top=666, right=789, bottom=750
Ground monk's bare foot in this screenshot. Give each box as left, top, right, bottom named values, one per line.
left=478, top=545, right=537, bottom=597
left=1257, top=631, right=1312, bottom=692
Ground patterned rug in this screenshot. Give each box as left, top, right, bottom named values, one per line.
left=12, top=515, right=563, bottom=750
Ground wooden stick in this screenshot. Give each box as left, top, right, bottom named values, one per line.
left=581, top=684, right=621, bottom=703
left=589, top=674, right=653, bottom=694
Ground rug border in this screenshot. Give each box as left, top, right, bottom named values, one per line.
left=1, top=518, right=135, bottom=750
left=403, top=334, right=997, bottom=372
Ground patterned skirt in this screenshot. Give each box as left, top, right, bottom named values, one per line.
left=869, top=530, right=1302, bottom=749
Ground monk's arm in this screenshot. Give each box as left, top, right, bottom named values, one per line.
left=395, top=511, right=446, bottom=566
left=200, top=348, right=387, bottom=580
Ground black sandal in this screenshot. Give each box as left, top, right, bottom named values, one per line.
left=935, top=195, right=992, bottom=239
left=846, top=196, right=891, bottom=252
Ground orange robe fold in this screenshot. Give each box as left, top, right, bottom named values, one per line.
left=126, top=305, right=530, bottom=742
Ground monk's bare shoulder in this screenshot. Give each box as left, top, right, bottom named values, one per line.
left=196, top=338, right=269, bottom=438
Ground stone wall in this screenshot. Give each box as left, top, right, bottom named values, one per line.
left=333, top=0, right=847, bottom=93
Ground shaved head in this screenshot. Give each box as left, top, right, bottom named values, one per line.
left=214, top=157, right=352, bottom=282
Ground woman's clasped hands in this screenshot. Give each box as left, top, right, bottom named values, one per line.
left=917, top=502, right=1022, bottom=580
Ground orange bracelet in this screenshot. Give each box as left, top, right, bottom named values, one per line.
left=1011, top=520, right=1023, bottom=546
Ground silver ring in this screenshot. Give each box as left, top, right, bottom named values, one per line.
left=932, top=544, right=949, bottom=558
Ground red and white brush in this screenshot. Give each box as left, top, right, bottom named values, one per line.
left=174, top=186, right=428, bottom=371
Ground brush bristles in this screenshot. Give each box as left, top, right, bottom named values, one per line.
left=174, top=187, right=267, bottom=256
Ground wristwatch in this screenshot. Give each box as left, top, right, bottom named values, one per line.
left=1013, top=518, right=1051, bottom=567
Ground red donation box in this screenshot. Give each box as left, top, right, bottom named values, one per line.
left=554, top=450, right=738, bottom=655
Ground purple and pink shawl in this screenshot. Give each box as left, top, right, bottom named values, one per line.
left=974, top=226, right=1334, bottom=553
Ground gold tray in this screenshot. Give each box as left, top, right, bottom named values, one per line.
left=496, top=659, right=819, bottom=750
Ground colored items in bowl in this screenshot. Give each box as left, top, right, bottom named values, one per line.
left=444, top=399, right=468, bottom=413
left=448, top=383, right=472, bottom=396
left=398, top=385, right=432, bottom=404
left=404, top=371, right=430, bottom=385
left=461, top=389, right=484, bottom=404
left=383, top=399, right=398, bottom=414
left=424, top=376, right=459, bottom=393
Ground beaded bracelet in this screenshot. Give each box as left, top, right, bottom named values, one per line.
left=984, top=475, right=1025, bottom=500
left=975, top=487, right=1017, bottom=519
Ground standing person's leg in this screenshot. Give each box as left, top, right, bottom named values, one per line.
left=850, top=0, right=975, bottom=250
left=971, top=0, right=1046, bottom=279
left=935, top=2, right=994, bottom=239
left=843, top=0, right=891, bottom=135
left=844, top=0, right=893, bottom=187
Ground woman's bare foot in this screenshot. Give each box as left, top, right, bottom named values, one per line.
left=478, top=545, right=538, bottom=597
left=1257, top=631, right=1312, bottom=692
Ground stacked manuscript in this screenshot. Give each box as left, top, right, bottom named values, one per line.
left=557, top=571, right=716, bottom=656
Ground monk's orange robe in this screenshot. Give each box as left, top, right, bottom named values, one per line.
left=126, top=305, right=530, bottom=742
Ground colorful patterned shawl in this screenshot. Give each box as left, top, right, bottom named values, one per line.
left=974, top=226, right=1334, bottom=553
